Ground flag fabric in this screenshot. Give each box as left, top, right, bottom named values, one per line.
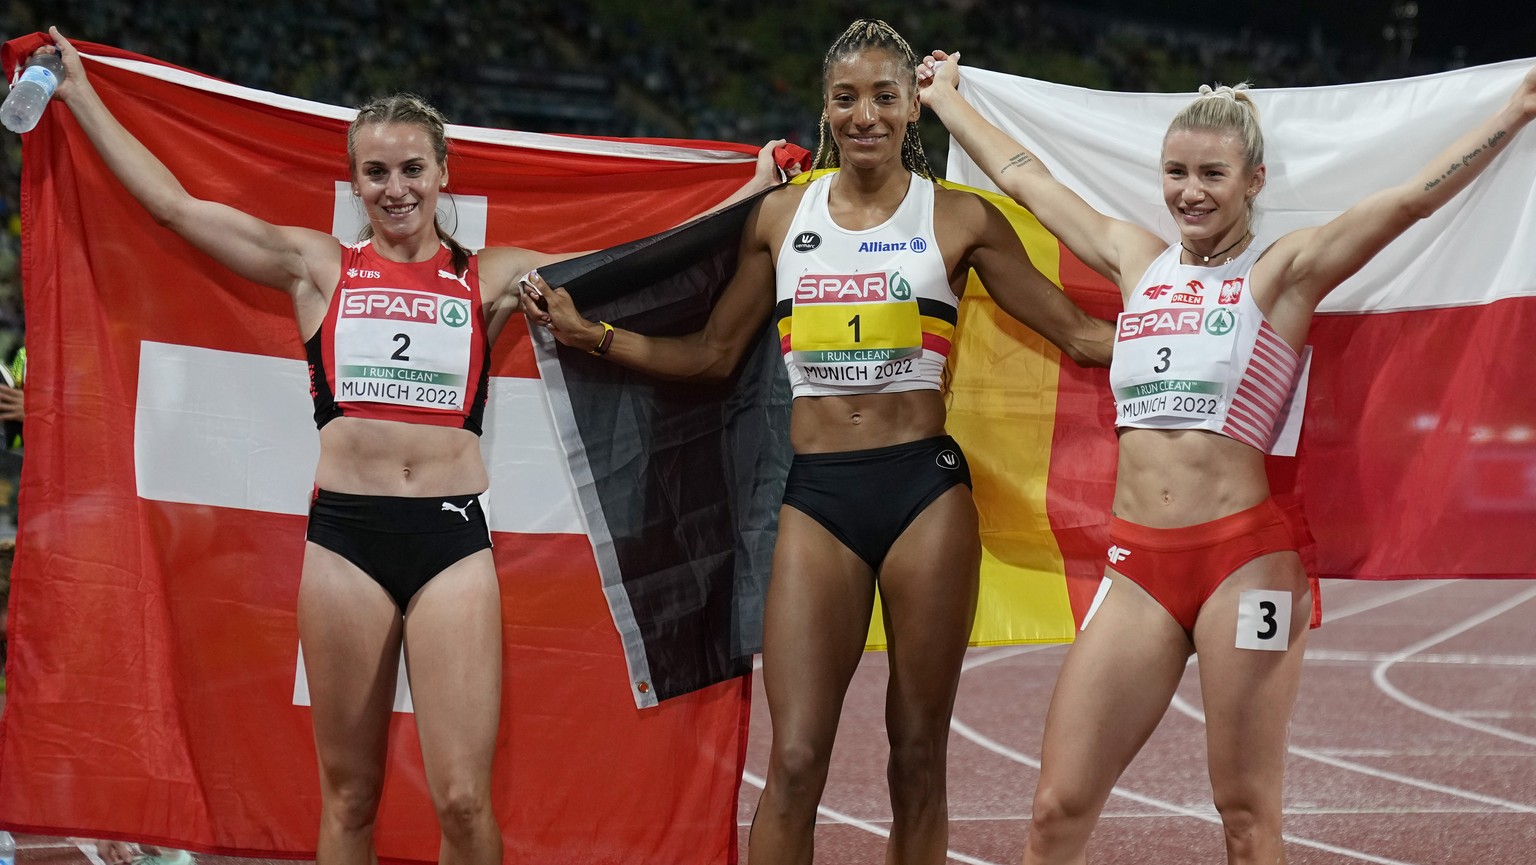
left=533, top=193, right=792, bottom=707
left=947, top=60, right=1536, bottom=592
left=1, top=35, right=759, bottom=863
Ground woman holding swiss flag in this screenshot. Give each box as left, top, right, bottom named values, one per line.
left=33, top=25, right=783, bottom=865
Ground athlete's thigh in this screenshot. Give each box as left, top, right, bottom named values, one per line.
left=402, top=549, right=502, bottom=793
left=1193, top=551, right=1310, bottom=792
left=1036, top=572, right=1193, bottom=798
left=876, top=485, right=980, bottom=724
left=297, top=542, right=404, bottom=782
left=760, top=505, right=879, bottom=742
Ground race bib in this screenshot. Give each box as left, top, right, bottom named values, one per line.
left=1112, top=305, right=1240, bottom=424
left=333, top=287, right=473, bottom=411
left=789, top=271, right=922, bottom=387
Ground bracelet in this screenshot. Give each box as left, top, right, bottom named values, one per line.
left=589, top=321, right=615, bottom=357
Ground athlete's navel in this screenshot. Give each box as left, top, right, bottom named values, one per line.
left=849, top=411, right=862, bottom=425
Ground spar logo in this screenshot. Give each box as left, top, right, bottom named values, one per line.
left=1117, top=307, right=1203, bottom=340
left=793, top=232, right=822, bottom=252
left=1219, top=278, right=1244, bottom=305
left=1205, top=308, right=1236, bottom=336
left=440, top=298, right=470, bottom=328
left=342, top=289, right=468, bottom=326
left=1143, top=284, right=1174, bottom=301
left=795, top=273, right=889, bottom=304
left=346, top=267, right=383, bottom=280
left=1172, top=279, right=1204, bottom=305
left=890, top=273, right=912, bottom=301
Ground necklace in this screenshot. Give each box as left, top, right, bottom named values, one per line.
left=1181, top=230, right=1251, bottom=264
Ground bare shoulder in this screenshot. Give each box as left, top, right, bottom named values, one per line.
left=753, top=181, right=810, bottom=235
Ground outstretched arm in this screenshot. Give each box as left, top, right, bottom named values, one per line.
left=959, top=191, right=1113, bottom=367
left=518, top=194, right=784, bottom=381
left=1276, top=65, right=1536, bottom=307
left=45, top=28, right=334, bottom=295
left=917, top=50, right=1162, bottom=293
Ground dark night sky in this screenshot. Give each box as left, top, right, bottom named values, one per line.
left=1078, top=0, right=1534, bottom=66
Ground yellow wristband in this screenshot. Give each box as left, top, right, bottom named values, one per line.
left=589, top=321, right=615, bottom=356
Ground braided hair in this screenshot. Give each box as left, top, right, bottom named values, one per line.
left=813, top=19, right=933, bottom=178
left=346, top=93, right=471, bottom=277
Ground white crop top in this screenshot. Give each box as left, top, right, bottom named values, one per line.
left=1109, top=242, right=1302, bottom=451
left=772, top=173, right=956, bottom=398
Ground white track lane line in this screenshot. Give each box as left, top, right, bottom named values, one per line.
left=1170, top=579, right=1536, bottom=812
left=1371, top=584, right=1536, bottom=747
left=742, top=656, right=1009, bottom=865
left=949, top=647, right=1421, bottom=865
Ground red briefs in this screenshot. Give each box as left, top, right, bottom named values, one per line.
left=1106, top=497, right=1301, bottom=633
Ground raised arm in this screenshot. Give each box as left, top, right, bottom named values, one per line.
left=45, top=28, right=335, bottom=296
left=518, top=192, right=788, bottom=381
left=1274, top=65, right=1536, bottom=307
left=917, top=50, right=1162, bottom=292
left=951, top=190, right=1113, bottom=367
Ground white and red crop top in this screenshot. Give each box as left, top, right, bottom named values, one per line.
left=1109, top=242, right=1301, bottom=451
left=772, top=173, right=956, bottom=397
left=306, top=240, right=490, bottom=433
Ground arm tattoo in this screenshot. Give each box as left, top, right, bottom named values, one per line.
left=999, top=152, right=1034, bottom=174
left=1424, top=129, right=1509, bottom=191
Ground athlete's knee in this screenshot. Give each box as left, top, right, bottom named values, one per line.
left=1029, top=781, right=1098, bottom=843
left=1212, top=789, right=1279, bottom=853
left=886, top=734, right=946, bottom=806
left=767, top=738, right=833, bottom=800
left=320, top=774, right=385, bottom=833
left=434, top=782, right=493, bottom=839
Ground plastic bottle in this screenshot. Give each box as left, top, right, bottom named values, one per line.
left=2, top=51, right=65, bottom=134
left=0, top=829, right=16, bottom=865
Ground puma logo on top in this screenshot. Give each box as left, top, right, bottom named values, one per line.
left=438, top=270, right=472, bottom=292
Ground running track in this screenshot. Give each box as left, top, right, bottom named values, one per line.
left=10, top=579, right=1535, bottom=864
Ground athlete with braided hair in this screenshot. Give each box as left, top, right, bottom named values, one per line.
left=920, top=51, right=1536, bottom=865
left=524, top=19, right=1111, bottom=864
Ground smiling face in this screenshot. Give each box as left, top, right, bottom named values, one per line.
left=823, top=47, right=920, bottom=171
left=1161, top=127, right=1264, bottom=247
left=349, top=121, right=446, bottom=246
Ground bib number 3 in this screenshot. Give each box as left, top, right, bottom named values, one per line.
left=1235, top=589, right=1292, bottom=651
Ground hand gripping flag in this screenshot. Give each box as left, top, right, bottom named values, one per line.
left=1, top=34, right=759, bottom=864
left=947, top=61, right=1536, bottom=586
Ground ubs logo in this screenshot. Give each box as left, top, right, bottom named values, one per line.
left=936, top=449, right=959, bottom=470
left=347, top=267, right=382, bottom=280
left=793, top=232, right=822, bottom=252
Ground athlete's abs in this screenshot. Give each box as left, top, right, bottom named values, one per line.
left=313, top=416, right=487, bottom=495
left=1114, top=427, right=1272, bottom=527
left=788, top=389, right=948, bottom=454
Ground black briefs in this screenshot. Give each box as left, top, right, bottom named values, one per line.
left=305, top=489, right=493, bottom=612
left=782, top=435, right=972, bottom=570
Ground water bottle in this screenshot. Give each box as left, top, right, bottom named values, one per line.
left=0, top=829, right=17, bottom=865
left=2, top=51, right=65, bottom=134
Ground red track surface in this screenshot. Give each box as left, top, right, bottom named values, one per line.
left=735, top=578, right=1536, bottom=864
left=7, top=579, right=1534, bottom=864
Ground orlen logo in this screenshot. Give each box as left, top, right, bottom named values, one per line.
left=1117, top=308, right=1203, bottom=340
left=342, top=290, right=439, bottom=322
left=1219, top=278, right=1244, bottom=305
left=1172, top=279, right=1204, bottom=305
left=795, top=273, right=887, bottom=304
left=1143, top=284, right=1174, bottom=301
left=346, top=267, right=382, bottom=280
